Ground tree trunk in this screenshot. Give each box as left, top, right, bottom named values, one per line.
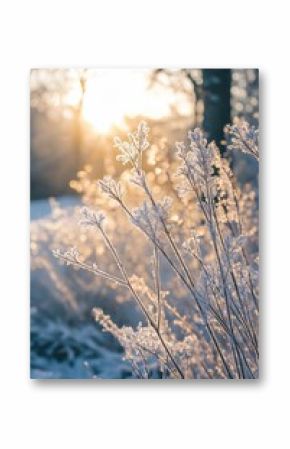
left=202, top=69, right=231, bottom=152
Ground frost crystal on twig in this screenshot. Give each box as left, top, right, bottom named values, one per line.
left=225, top=121, right=259, bottom=160
left=131, top=197, right=172, bottom=238
left=114, top=121, right=150, bottom=167
left=79, top=207, right=105, bottom=228
left=98, top=176, right=122, bottom=201
left=53, top=246, right=80, bottom=266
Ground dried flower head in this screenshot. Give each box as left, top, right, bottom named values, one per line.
left=98, top=176, right=122, bottom=201
left=225, top=121, right=259, bottom=160
left=79, top=207, right=105, bottom=228
left=114, top=121, right=150, bottom=167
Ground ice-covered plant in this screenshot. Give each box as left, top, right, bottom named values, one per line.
left=224, top=121, right=259, bottom=160
left=54, top=120, right=259, bottom=379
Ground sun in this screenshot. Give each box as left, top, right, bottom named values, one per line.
left=83, top=95, right=125, bottom=133
left=82, top=75, right=127, bottom=133
left=80, top=69, right=193, bottom=134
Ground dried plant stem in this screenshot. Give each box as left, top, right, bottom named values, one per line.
left=118, top=197, right=234, bottom=378
left=185, top=165, right=256, bottom=376
left=98, top=225, right=185, bottom=379
left=153, top=245, right=162, bottom=331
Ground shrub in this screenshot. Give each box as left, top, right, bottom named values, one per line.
left=54, top=121, right=259, bottom=379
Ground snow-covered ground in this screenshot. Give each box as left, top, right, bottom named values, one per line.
left=30, top=196, right=80, bottom=220
left=30, top=196, right=133, bottom=379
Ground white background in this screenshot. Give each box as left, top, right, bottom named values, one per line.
left=0, top=1, right=289, bottom=447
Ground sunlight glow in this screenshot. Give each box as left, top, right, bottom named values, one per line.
left=81, top=70, right=191, bottom=133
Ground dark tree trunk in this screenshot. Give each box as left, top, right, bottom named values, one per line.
left=202, top=69, right=231, bottom=152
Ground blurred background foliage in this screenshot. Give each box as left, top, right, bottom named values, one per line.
left=30, top=68, right=258, bottom=200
